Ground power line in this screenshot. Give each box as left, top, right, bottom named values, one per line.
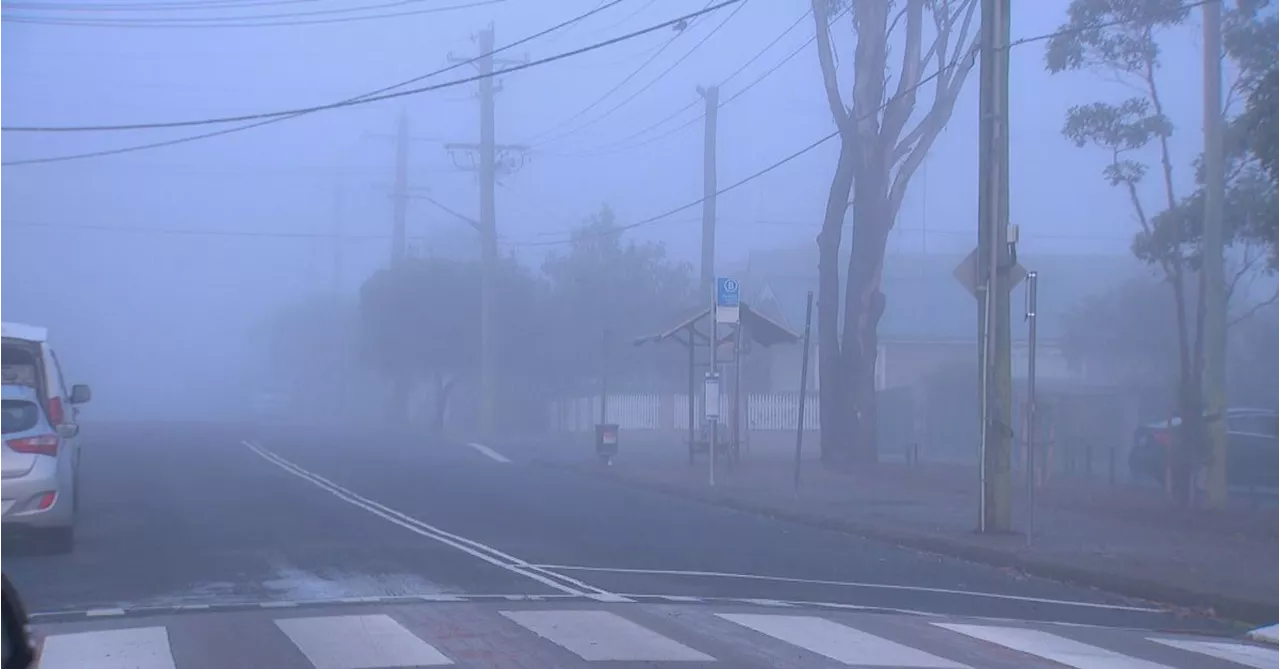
left=545, top=5, right=823, bottom=158
left=513, top=50, right=974, bottom=248
left=526, top=0, right=750, bottom=149
left=2, top=0, right=503, bottom=28
left=3, top=0, right=737, bottom=134
left=3, top=0, right=501, bottom=25
left=0, top=6, right=728, bottom=167
left=512, top=0, right=1213, bottom=247
left=516, top=15, right=689, bottom=146
left=0, top=0, right=313, bottom=11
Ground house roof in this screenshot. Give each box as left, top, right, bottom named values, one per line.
left=736, top=252, right=1150, bottom=342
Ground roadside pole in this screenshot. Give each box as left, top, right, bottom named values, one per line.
left=793, top=291, right=814, bottom=495
left=709, top=277, right=740, bottom=487
left=1024, top=271, right=1038, bottom=543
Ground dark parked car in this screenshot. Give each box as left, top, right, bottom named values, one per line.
left=1129, top=408, right=1278, bottom=488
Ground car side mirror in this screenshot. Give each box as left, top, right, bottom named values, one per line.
left=3, top=575, right=37, bottom=669
left=70, top=384, right=91, bottom=405
left=56, top=423, right=80, bottom=440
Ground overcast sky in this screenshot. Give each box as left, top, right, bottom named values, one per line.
left=1, top=0, right=1217, bottom=414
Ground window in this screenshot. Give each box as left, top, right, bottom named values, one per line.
left=1228, top=413, right=1278, bottom=437
left=2, top=400, right=40, bottom=434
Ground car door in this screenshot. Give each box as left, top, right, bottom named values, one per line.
left=45, top=349, right=79, bottom=478
left=1226, top=411, right=1278, bottom=488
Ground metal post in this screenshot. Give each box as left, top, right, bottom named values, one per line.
left=1024, top=271, right=1038, bottom=543
left=794, top=291, right=814, bottom=495
left=600, top=328, right=610, bottom=425
left=709, top=301, right=718, bottom=487
left=687, top=331, right=696, bottom=465
left=732, top=322, right=743, bottom=469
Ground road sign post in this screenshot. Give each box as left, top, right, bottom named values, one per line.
left=716, top=277, right=740, bottom=324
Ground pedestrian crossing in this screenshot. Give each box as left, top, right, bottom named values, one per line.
left=31, top=602, right=1277, bottom=668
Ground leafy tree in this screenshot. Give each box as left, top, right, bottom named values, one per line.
left=810, top=0, right=979, bottom=465
left=1045, top=0, right=1276, bottom=504
left=359, top=256, right=544, bottom=428
left=541, top=204, right=694, bottom=394
left=252, top=295, right=360, bottom=418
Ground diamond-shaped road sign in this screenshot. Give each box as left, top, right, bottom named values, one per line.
left=953, top=247, right=1027, bottom=299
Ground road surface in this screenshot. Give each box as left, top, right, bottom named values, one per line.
left=5, top=421, right=1273, bottom=668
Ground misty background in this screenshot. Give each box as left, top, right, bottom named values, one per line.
left=0, top=0, right=1265, bottom=420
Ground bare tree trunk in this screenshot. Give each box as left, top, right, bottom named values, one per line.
left=390, top=372, right=412, bottom=425
left=817, top=138, right=857, bottom=465
left=434, top=373, right=458, bottom=431
left=843, top=158, right=892, bottom=464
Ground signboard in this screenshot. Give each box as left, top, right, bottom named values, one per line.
left=703, top=372, right=720, bottom=420
left=953, top=247, right=1027, bottom=299
left=715, top=277, right=740, bottom=324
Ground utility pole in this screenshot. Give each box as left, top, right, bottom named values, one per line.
left=332, top=188, right=345, bottom=295
left=697, top=84, right=719, bottom=297
left=392, top=110, right=410, bottom=267
left=447, top=23, right=527, bottom=437
left=977, top=0, right=1012, bottom=533
left=1202, top=0, right=1228, bottom=509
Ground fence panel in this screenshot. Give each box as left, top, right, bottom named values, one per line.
left=552, top=393, right=819, bottom=432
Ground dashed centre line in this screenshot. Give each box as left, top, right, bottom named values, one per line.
left=467, top=442, right=512, bottom=463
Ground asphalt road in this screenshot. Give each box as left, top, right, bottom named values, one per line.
left=3, top=421, right=1245, bottom=639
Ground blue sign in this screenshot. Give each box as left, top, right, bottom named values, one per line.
left=716, top=277, right=740, bottom=308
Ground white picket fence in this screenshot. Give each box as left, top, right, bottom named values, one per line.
left=549, top=393, right=820, bottom=432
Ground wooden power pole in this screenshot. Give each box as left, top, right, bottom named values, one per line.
left=697, top=84, right=719, bottom=298
left=976, top=0, right=1013, bottom=533
left=447, top=23, right=527, bottom=437
left=1202, top=0, right=1228, bottom=509
left=391, top=110, right=409, bottom=267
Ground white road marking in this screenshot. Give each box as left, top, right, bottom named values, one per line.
left=1148, top=637, right=1278, bottom=668
left=39, top=627, right=176, bottom=669
left=241, top=440, right=615, bottom=599
left=85, top=608, right=126, bottom=617
left=1248, top=623, right=1279, bottom=644
left=586, top=593, right=635, bottom=603
left=531, top=563, right=1165, bottom=612
left=500, top=609, right=715, bottom=662
left=466, top=442, right=511, bottom=463
left=935, top=623, right=1174, bottom=669
left=720, top=613, right=967, bottom=667
left=276, top=614, right=453, bottom=668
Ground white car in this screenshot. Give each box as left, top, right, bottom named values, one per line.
left=1, top=322, right=91, bottom=550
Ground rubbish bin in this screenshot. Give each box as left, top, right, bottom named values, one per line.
left=595, top=423, right=619, bottom=464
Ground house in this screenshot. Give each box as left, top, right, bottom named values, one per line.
left=731, top=247, right=1148, bottom=393
left=728, top=247, right=1153, bottom=463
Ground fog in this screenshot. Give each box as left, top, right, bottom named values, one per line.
left=1, top=0, right=1269, bottom=424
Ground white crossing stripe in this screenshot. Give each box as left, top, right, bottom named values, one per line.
left=720, top=613, right=967, bottom=667
left=275, top=614, right=453, bottom=668
left=500, top=609, right=714, bottom=662
left=39, top=626, right=177, bottom=669
left=1148, top=637, right=1279, bottom=668
left=935, top=623, right=1174, bottom=669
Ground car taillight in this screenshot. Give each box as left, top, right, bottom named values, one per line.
left=7, top=434, right=59, bottom=457
left=47, top=396, right=65, bottom=425
left=1154, top=431, right=1172, bottom=447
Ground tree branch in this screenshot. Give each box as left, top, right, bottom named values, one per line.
left=811, top=0, right=850, bottom=132
left=880, top=0, right=924, bottom=148
left=887, top=40, right=978, bottom=220
left=1228, top=288, right=1278, bottom=327
left=889, top=0, right=978, bottom=165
